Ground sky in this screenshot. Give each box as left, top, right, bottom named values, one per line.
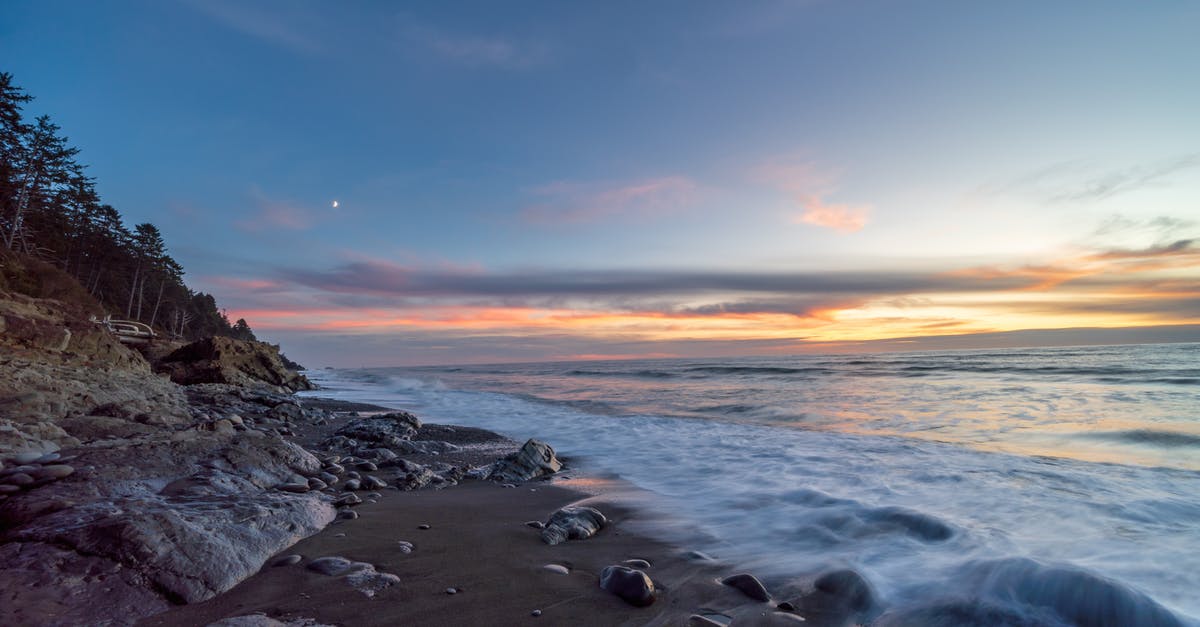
left=2, top=0, right=1198, bottom=366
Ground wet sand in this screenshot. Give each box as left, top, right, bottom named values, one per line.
left=137, top=479, right=765, bottom=626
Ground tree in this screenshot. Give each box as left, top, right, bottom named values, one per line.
left=2, top=115, right=78, bottom=252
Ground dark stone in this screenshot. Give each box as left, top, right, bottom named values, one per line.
left=814, top=569, right=875, bottom=612
left=541, top=506, right=606, bottom=545
left=599, top=565, right=656, bottom=607
left=722, top=572, right=772, bottom=602
left=488, top=439, right=562, bottom=483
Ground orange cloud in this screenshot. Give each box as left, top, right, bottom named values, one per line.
left=791, top=195, right=870, bottom=233
left=752, top=158, right=870, bottom=233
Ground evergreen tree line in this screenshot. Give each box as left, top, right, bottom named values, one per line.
left=0, top=72, right=255, bottom=341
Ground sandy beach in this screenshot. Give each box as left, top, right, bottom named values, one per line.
left=137, top=398, right=804, bottom=627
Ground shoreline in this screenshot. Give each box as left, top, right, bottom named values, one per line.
left=135, top=397, right=807, bottom=627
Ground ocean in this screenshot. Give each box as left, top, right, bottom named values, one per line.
left=301, top=342, right=1200, bottom=625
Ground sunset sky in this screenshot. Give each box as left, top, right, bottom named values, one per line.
left=3, top=1, right=1197, bottom=366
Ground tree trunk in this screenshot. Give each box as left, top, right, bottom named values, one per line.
left=149, top=280, right=165, bottom=328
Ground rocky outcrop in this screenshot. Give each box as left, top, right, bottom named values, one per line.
left=0, top=428, right=335, bottom=626
left=0, top=291, right=149, bottom=371
left=541, top=505, right=606, bottom=545
left=487, top=438, right=561, bottom=483
left=158, top=337, right=313, bottom=392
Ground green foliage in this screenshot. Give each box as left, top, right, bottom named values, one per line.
left=0, top=72, right=253, bottom=341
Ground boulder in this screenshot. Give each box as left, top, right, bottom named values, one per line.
left=721, top=572, right=772, bottom=602
left=488, top=439, right=561, bottom=483
left=599, top=565, right=656, bottom=607
left=541, top=505, right=606, bottom=545
left=331, top=412, right=421, bottom=447
left=158, top=337, right=313, bottom=392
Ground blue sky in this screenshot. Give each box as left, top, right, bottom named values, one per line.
left=3, top=1, right=1198, bottom=365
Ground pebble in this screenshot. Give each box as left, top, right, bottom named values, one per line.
left=688, top=616, right=725, bottom=627
left=275, top=482, right=310, bottom=493
left=0, top=484, right=20, bottom=494
left=397, top=541, right=414, bottom=553
left=525, top=521, right=545, bottom=529
left=357, top=461, right=378, bottom=471
left=531, top=610, right=542, bottom=617
left=623, top=559, right=652, bottom=569
left=35, top=452, right=61, bottom=464
left=346, top=471, right=361, bottom=480
left=338, top=509, right=359, bottom=520
left=4, top=473, right=34, bottom=486
left=418, top=524, right=431, bottom=530
left=542, top=564, right=569, bottom=575
left=367, top=492, right=383, bottom=499
left=11, top=452, right=44, bottom=465
left=0, top=465, right=37, bottom=477
left=367, top=499, right=378, bottom=504
left=273, top=554, right=303, bottom=566
left=445, top=587, right=458, bottom=595
left=325, top=463, right=345, bottom=475
left=343, top=479, right=362, bottom=491
left=335, top=493, right=362, bottom=506
left=318, top=471, right=339, bottom=484
left=335, top=533, right=347, bottom=537
left=777, top=601, right=796, bottom=612
left=363, top=475, right=387, bottom=489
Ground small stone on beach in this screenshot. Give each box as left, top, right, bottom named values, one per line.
left=525, top=520, right=545, bottom=529
left=273, top=554, right=303, bottom=567
left=623, top=559, right=651, bottom=569
left=446, top=587, right=458, bottom=595
left=418, top=524, right=431, bottom=530
left=542, top=564, right=569, bottom=575
left=531, top=609, right=542, bottom=617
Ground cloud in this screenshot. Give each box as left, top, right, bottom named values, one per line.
left=184, top=0, right=320, bottom=54
left=520, top=176, right=700, bottom=225
left=276, top=261, right=1038, bottom=300
left=984, top=154, right=1200, bottom=204
left=790, top=196, right=869, bottom=232
left=1050, top=154, right=1200, bottom=203
left=401, top=19, right=547, bottom=70
left=752, top=159, right=870, bottom=233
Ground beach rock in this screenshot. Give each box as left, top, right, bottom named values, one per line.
left=541, top=505, right=606, bottom=545
left=273, top=554, right=303, bottom=566
left=337, top=509, right=359, bottom=520
left=343, top=478, right=362, bottom=491
left=418, top=523, right=431, bottom=530
left=335, top=493, right=362, bottom=506
left=308, top=556, right=358, bottom=575
left=0, top=428, right=335, bottom=626
left=624, top=558, right=651, bottom=569
left=362, top=475, right=387, bottom=490
left=688, top=616, right=726, bottom=627
left=158, top=336, right=313, bottom=392
left=31, top=464, right=75, bottom=481
left=397, top=541, right=414, bottom=553
left=813, top=568, right=876, bottom=612
left=531, top=609, right=542, bottom=617
left=331, top=412, right=421, bottom=446
left=275, top=482, right=310, bottom=493
left=206, top=615, right=336, bottom=627
left=543, top=564, right=570, bottom=575
left=488, top=439, right=562, bottom=483
left=722, top=572, right=772, bottom=602
left=4, top=472, right=34, bottom=486
left=599, top=565, right=656, bottom=607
